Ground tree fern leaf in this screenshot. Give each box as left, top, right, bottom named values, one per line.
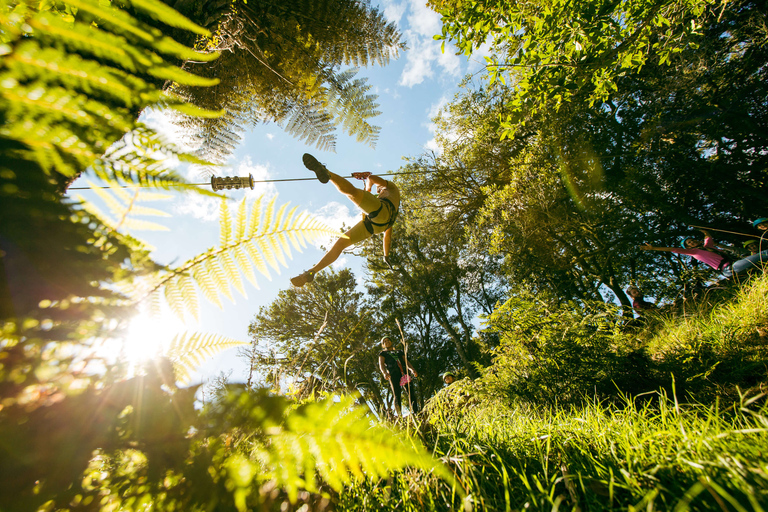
left=233, top=243, right=259, bottom=289
left=256, top=236, right=281, bottom=272
left=76, top=194, right=118, bottom=229
left=205, top=257, right=234, bottom=302
left=29, top=13, right=143, bottom=74
left=135, top=191, right=174, bottom=202
left=167, top=101, right=224, bottom=118
left=167, top=331, right=247, bottom=384
left=260, top=396, right=456, bottom=500
left=87, top=181, right=128, bottom=220
left=245, top=240, right=271, bottom=279
left=164, top=275, right=186, bottom=321
left=63, top=0, right=156, bottom=46
left=148, top=289, right=163, bottom=318
left=273, top=202, right=288, bottom=233
left=262, top=196, right=276, bottom=238
left=220, top=249, right=246, bottom=298
left=219, top=199, right=232, bottom=247
left=122, top=218, right=170, bottom=231
left=124, top=204, right=172, bottom=218
left=192, top=265, right=223, bottom=309
left=105, top=181, right=135, bottom=205
left=7, top=42, right=138, bottom=107
left=148, top=63, right=219, bottom=87
left=235, top=197, right=247, bottom=241
left=177, top=273, right=199, bottom=321
left=247, top=195, right=264, bottom=238
left=122, top=0, right=211, bottom=37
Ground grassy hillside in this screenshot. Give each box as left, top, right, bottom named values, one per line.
left=339, top=274, right=768, bottom=511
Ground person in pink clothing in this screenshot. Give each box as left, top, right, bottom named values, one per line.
left=640, top=228, right=766, bottom=278
left=640, top=232, right=730, bottom=272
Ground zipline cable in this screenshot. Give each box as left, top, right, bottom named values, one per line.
left=66, top=169, right=441, bottom=191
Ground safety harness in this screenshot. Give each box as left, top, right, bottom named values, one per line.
left=363, top=197, right=398, bottom=235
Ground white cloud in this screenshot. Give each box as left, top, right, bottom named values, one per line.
left=266, top=133, right=274, bottom=140
left=398, top=0, right=461, bottom=87
left=406, top=0, right=441, bottom=36
left=382, top=0, right=406, bottom=24
left=173, top=192, right=220, bottom=222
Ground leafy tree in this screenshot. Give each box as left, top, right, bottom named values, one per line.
left=246, top=268, right=390, bottom=413
left=0, top=0, right=450, bottom=509
left=168, top=0, right=405, bottom=161
left=431, top=0, right=718, bottom=137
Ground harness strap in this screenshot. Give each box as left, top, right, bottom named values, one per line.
left=363, top=197, right=398, bottom=234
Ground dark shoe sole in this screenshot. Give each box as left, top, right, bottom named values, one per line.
left=290, top=270, right=315, bottom=287
left=302, top=153, right=330, bottom=183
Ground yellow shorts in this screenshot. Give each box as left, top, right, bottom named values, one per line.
left=344, top=191, right=394, bottom=244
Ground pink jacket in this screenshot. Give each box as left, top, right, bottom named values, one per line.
left=669, top=237, right=727, bottom=270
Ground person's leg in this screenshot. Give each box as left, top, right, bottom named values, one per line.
left=303, top=153, right=381, bottom=213
left=290, top=221, right=373, bottom=286
left=390, top=377, right=403, bottom=417
left=732, top=250, right=768, bottom=275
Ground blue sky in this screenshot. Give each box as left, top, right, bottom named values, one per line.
left=73, top=0, right=490, bottom=386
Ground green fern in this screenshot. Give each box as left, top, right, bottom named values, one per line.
left=257, top=394, right=457, bottom=502
left=167, top=331, right=248, bottom=384
left=138, top=196, right=343, bottom=320
left=0, top=0, right=220, bottom=185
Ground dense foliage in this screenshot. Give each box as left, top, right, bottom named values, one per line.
left=3, top=0, right=768, bottom=509
left=0, top=0, right=447, bottom=509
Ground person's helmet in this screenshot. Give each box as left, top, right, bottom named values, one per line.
left=681, top=237, right=696, bottom=248
left=441, top=371, right=456, bottom=380
left=743, top=240, right=758, bottom=248
left=752, top=217, right=768, bottom=228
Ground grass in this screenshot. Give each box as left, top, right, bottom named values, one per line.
left=336, top=274, right=768, bottom=511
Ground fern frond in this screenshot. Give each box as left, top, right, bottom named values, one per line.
left=192, top=265, right=223, bottom=309
left=245, top=240, right=271, bottom=279
left=136, top=198, right=342, bottom=319
left=259, top=395, right=456, bottom=502
left=235, top=197, right=247, bottom=241
left=220, top=199, right=232, bottom=247
left=122, top=0, right=211, bottom=37
left=167, top=331, right=247, bottom=384
left=247, top=195, right=264, bottom=238
left=122, top=218, right=170, bottom=231
left=220, top=249, right=246, bottom=298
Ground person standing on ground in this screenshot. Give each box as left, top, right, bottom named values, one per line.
left=378, top=337, right=418, bottom=418
left=291, top=153, right=400, bottom=287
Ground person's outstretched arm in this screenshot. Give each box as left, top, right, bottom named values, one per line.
left=367, top=175, right=388, bottom=189
left=639, top=243, right=674, bottom=252
left=378, top=354, right=390, bottom=381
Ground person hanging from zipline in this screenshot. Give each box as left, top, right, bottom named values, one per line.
left=290, top=153, right=399, bottom=287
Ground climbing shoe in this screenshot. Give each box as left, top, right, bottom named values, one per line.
left=302, top=153, right=330, bottom=183
left=290, top=270, right=315, bottom=287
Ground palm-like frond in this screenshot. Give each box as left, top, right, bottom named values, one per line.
left=168, top=331, right=248, bottom=384
left=0, top=0, right=220, bottom=187
left=258, top=395, right=456, bottom=501
left=137, top=196, right=342, bottom=320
